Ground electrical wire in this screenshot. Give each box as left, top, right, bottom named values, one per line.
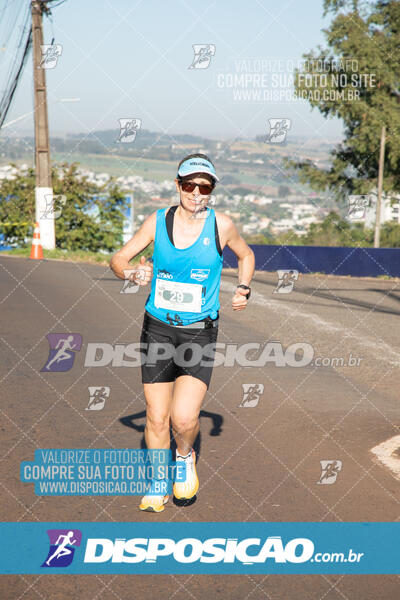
left=0, top=0, right=68, bottom=132
left=0, top=0, right=32, bottom=129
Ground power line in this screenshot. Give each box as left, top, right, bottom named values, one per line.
left=0, top=0, right=68, bottom=132
left=0, top=1, right=27, bottom=67
left=44, top=0, right=68, bottom=7
left=0, top=1, right=31, bottom=130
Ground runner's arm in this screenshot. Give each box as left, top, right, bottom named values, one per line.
left=223, top=215, right=255, bottom=287
left=110, top=212, right=156, bottom=280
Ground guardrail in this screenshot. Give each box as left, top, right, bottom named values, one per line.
left=223, top=244, right=400, bottom=278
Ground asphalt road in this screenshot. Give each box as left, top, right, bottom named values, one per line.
left=0, top=255, right=399, bottom=599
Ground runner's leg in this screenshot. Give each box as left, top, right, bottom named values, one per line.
left=170, top=375, right=206, bottom=499
left=143, top=381, right=174, bottom=449
left=139, top=381, right=174, bottom=512
left=170, top=375, right=207, bottom=455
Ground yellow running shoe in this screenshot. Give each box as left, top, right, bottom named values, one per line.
left=173, top=449, right=199, bottom=500
left=139, top=479, right=169, bottom=513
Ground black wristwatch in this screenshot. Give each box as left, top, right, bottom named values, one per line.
left=237, top=284, right=251, bottom=299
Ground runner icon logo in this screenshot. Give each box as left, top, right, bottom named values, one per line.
left=239, top=383, right=264, bottom=407
left=317, top=460, right=342, bottom=485
left=39, top=44, right=63, bottom=69
left=42, top=529, right=82, bottom=568
left=347, top=195, right=370, bottom=220
left=266, top=118, right=291, bottom=144
left=86, top=386, right=110, bottom=411
left=274, top=270, right=299, bottom=294
left=117, top=118, right=142, bottom=143
left=41, top=194, right=66, bottom=219
left=121, top=268, right=144, bottom=294
left=188, top=44, right=216, bottom=69
left=41, top=333, right=82, bottom=372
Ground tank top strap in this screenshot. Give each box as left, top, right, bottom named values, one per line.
left=204, top=207, right=216, bottom=238
left=154, top=208, right=167, bottom=244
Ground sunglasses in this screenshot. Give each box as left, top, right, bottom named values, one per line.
left=180, top=180, right=214, bottom=195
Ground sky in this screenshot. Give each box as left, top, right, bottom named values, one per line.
left=3, top=0, right=344, bottom=141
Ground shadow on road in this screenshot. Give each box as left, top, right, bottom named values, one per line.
left=119, top=409, right=224, bottom=458
left=223, top=273, right=400, bottom=317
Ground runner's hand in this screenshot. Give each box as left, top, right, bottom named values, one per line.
left=232, top=287, right=248, bottom=311
left=130, top=255, right=153, bottom=286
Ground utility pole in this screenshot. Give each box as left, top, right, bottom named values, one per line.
left=374, top=125, right=386, bottom=249
left=32, top=0, right=55, bottom=249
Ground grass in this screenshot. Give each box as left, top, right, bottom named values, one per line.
left=3, top=248, right=398, bottom=281
left=0, top=246, right=153, bottom=265
left=52, top=153, right=177, bottom=182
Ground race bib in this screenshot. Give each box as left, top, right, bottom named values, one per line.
left=154, top=278, right=202, bottom=312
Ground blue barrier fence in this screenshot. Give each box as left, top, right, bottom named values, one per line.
left=223, top=244, right=400, bottom=278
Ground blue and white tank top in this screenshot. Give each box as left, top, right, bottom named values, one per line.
left=144, top=206, right=223, bottom=325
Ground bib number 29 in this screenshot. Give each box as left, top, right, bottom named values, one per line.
left=170, top=290, right=184, bottom=303
left=155, top=279, right=202, bottom=312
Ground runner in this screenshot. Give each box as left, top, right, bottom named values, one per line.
left=45, top=335, right=77, bottom=371
left=110, top=153, right=255, bottom=512
left=45, top=531, right=77, bottom=566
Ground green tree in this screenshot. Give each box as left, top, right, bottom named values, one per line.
left=0, top=163, right=128, bottom=251
left=0, top=166, right=35, bottom=246
left=302, top=211, right=369, bottom=246
left=380, top=222, right=400, bottom=247
left=287, top=0, right=400, bottom=203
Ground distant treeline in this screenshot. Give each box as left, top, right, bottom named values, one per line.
left=245, top=212, right=400, bottom=248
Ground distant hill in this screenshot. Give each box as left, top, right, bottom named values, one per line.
left=60, top=128, right=211, bottom=151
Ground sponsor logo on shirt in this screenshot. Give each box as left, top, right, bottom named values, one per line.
left=157, top=269, right=173, bottom=280
left=190, top=268, right=210, bottom=282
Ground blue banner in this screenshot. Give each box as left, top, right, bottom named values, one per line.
left=223, top=244, right=400, bottom=277
left=0, top=522, right=398, bottom=574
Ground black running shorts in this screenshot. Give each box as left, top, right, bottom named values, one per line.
left=140, top=311, right=219, bottom=389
